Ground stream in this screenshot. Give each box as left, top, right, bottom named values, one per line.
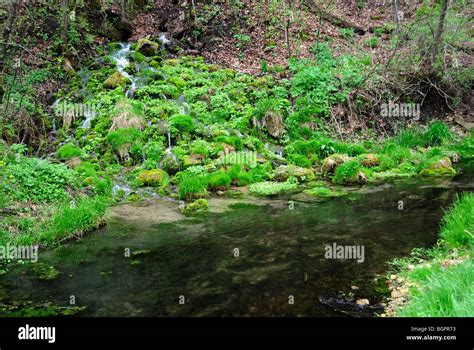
left=0, top=172, right=472, bottom=317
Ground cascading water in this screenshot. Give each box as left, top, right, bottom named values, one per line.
left=112, top=43, right=137, bottom=99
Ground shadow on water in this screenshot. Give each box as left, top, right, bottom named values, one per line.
left=1, top=174, right=473, bottom=317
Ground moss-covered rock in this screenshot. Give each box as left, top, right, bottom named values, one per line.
left=419, top=157, right=456, bottom=177
left=130, top=51, right=146, bottom=63
left=104, top=72, right=130, bottom=89
left=249, top=179, right=298, bottom=196
left=183, top=154, right=205, bottom=166
left=304, top=186, right=347, bottom=198
left=136, top=38, right=160, bottom=56
left=181, top=198, right=209, bottom=215
left=274, top=164, right=315, bottom=182
left=321, top=154, right=350, bottom=174
left=137, top=169, right=169, bottom=187
left=360, top=153, right=380, bottom=167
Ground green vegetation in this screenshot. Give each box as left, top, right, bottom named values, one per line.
left=388, top=193, right=474, bottom=317
left=249, top=177, right=298, bottom=196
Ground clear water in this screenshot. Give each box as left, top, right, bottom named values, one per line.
left=1, top=174, right=472, bottom=317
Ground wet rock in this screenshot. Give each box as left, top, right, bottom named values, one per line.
left=104, top=72, right=130, bottom=89
left=419, top=157, right=456, bottom=177
left=274, top=164, right=315, bottom=182
left=135, top=38, right=160, bottom=57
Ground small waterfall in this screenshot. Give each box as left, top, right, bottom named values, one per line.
left=80, top=107, right=96, bottom=129
left=112, top=43, right=137, bottom=99
left=177, top=94, right=190, bottom=115
left=158, top=33, right=170, bottom=45
left=51, top=99, right=60, bottom=133
left=167, top=131, right=172, bottom=151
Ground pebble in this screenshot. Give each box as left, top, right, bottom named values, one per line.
left=356, top=299, right=370, bottom=306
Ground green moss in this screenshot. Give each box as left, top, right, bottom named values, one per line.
left=57, top=143, right=82, bottom=160
left=136, top=38, right=160, bottom=56
left=137, top=169, right=169, bottom=187
left=274, top=164, right=315, bottom=182
left=419, top=157, right=456, bottom=177
left=304, top=186, right=347, bottom=199
left=104, top=72, right=130, bottom=89
left=249, top=178, right=298, bottom=196
left=181, top=198, right=209, bottom=215
left=332, top=160, right=363, bottom=185
left=169, top=76, right=186, bottom=89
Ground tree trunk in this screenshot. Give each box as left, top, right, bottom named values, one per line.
left=60, top=0, right=69, bottom=54
left=430, top=0, right=449, bottom=69
left=392, top=0, right=401, bottom=35
left=0, top=2, right=18, bottom=102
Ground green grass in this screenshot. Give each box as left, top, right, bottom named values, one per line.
left=207, top=170, right=231, bottom=191
left=38, top=196, right=109, bottom=244
left=178, top=173, right=208, bottom=200
left=249, top=178, right=298, bottom=196
left=397, top=259, right=474, bottom=317
left=391, top=193, right=474, bottom=317
left=440, top=193, right=474, bottom=248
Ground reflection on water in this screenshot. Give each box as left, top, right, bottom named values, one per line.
left=1, top=175, right=473, bottom=317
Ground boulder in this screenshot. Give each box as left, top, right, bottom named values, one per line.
left=419, top=157, right=456, bottom=177
left=104, top=72, right=130, bottom=89
left=136, top=38, right=160, bottom=56
left=360, top=153, right=380, bottom=167
left=137, top=169, right=169, bottom=187
left=274, top=164, right=315, bottom=182
left=321, top=154, right=350, bottom=174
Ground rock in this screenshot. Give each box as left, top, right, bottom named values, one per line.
left=351, top=285, right=359, bottom=290
left=104, top=72, right=130, bottom=89
left=130, top=51, right=146, bottom=64
left=390, top=274, right=397, bottom=280
left=181, top=198, right=209, bottom=215
left=274, top=164, right=315, bottom=182
left=183, top=154, right=205, bottom=166
left=419, top=157, right=456, bottom=177
left=137, top=169, right=169, bottom=187
left=356, top=298, right=370, bottom=306
left=264, top=111, right=284, bottom=139
left=135, top=38, right=160, bottom=56
left=391, top=290, right=402, bottom=298
left=321, top=154, right=350, bottom=174
left=216, top=190, right=226, bottom=196
left=360, top=153, right=380, bottom=167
